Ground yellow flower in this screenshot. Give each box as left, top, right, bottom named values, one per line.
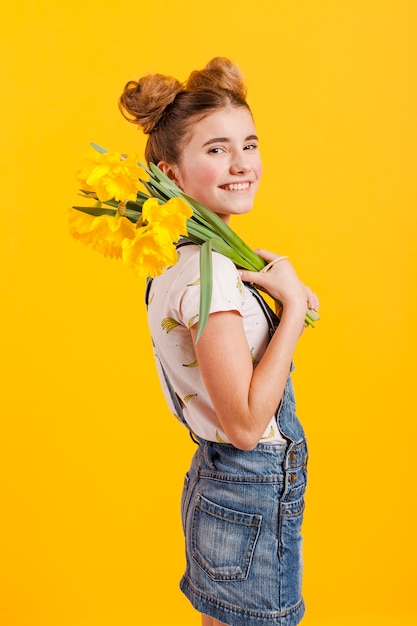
left=122, top=225, right=178, bottom=278
left=68, top=208, right=135, bottom=259
left=77, top=150, right=142, bottom=202
left=142, top=197, right=193, bottom=243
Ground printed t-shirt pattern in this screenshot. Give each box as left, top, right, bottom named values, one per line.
left=147, top=244, right=285, bottom=444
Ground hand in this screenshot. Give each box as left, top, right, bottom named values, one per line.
left=238, top=248, right=319, bottom=316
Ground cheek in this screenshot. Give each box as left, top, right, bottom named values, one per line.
left=181, top=165, right=219, bottom=196
left=255, top=156, right=263, bottom=178
left=194, top=165, right=220, bottom=185
left=206, top=166, right=221, bottom=183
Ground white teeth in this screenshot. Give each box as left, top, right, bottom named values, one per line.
left=224, top=182, right=250, bottom=191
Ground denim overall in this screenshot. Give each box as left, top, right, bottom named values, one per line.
left=146, top=276, right=308, bottom=626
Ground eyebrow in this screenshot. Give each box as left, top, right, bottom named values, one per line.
left=202, top=134, right=259, bottom=147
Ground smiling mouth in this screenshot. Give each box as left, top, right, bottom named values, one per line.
left=221, top=182, right=251, bottom=191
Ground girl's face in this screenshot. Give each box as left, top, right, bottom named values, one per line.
left=165, top=106, right=262, bottom=223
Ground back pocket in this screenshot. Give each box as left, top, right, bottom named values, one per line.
left=191, top=493, right=262, bottom=581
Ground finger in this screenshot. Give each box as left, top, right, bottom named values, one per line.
left=238, top=268, right=260, bottom=284
left=311, top=294, right=320, bottom=311
left=253, top=248, right=285, bottom=264
left=260, top=256, right=290, bottom=273
left=305, top=286, right=320, bottom=311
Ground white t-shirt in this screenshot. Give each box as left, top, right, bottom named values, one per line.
left=147, top=244, right=285, bottom=445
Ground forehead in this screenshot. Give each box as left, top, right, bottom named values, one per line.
left=187, top=106, right=256, bottom=143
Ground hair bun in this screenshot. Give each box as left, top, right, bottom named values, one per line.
left=186, top=57, right=247, bottom=101
left=119, top=73, right=183, bottom=134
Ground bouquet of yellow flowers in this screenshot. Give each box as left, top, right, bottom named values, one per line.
left=70, top=143, right=319, bottom=340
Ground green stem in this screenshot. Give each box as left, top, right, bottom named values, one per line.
left=196, top=239, right=213, bottom=343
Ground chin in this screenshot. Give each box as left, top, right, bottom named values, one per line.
left=216, top=208, right=252, bottom=222
left=231, top=202, right=255, bottom=215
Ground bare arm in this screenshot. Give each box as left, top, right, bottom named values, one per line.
left=190, top=250, right=319, bottom=451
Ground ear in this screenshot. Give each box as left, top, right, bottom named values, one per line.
left=157, top=161, right=181, bottom=185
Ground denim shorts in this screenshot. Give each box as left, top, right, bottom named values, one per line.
left=179, top=437, right=308, bottom=626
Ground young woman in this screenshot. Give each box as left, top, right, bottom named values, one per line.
left=119, top=57, right=319, bottom=626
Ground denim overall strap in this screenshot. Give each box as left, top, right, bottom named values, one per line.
left=144, top=239, right=199, bottom=431
left=145, top=276, right=193, bottom=432
left=244, top=283, right=280, bottom=336
left=145, top=241, right=199, bottom=432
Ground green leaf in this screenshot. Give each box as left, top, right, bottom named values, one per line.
left=144, top=176, right=177, bottom=200
left=306, top=308, right=320, bottom=321
left=77, top=191, right=119, bottom=210
left=124, top=207, right=142, bottom=222
left=196, top=239, right=213, bottom=343
left=90, top=142, right=108, bottom=154
left=71, top=205, right=116, bottom=217
left=137, top=160, right=152, bottom=176
left=131, top=191, right=150, bottom=206
left=182, top=195, right=264, bottom=271
left=140, top=180, right=167, bottom=202
left=305, top=309, right=320, bottom=328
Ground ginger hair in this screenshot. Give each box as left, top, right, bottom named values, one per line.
left=119, top=57, right=250, bottom=165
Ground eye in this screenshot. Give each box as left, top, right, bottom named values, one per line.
left=244, top=143, right=258, bottom=151
left=208, top=146, right=225, bottom=154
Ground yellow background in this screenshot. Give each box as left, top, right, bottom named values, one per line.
left=1, top=1, right=416, bottom=625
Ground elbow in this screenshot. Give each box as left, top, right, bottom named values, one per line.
left=218, top=412, right=272, bottom=451
left=237, top=440, right=260, bottom=452
left=226, top=430, right=262, bottom=452
left=217, top=407, right=277, bottom=451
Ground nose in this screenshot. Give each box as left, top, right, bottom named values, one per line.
left=230, top=154, right=251, bottom=175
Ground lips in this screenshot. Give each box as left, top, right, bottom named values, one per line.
left=221, top=182, right=251, bottom=191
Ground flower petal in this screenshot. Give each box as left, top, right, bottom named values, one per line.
left=77, top=149, right=142, bottom=202
left=68, top=208, right=135, bottom=259
left=122, top=226, right=178, bottom=277
left=142, top=197, right=193, bottom=242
